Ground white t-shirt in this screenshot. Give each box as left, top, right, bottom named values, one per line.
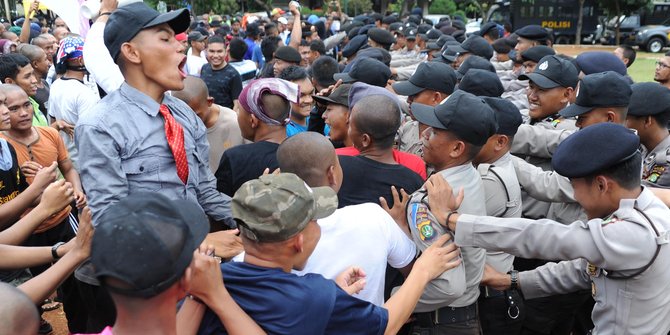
left=185, top=54, right=208, bottom=77
left=48, top=77, right=100, bottom=170
left=295, top=203, right=416, bottom=306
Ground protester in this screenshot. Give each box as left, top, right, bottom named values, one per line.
left=201, top=35, right=243, bottom=109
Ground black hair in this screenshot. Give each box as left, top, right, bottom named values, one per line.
left=228, top=37, right=248, bottom=61
left=299, top=39, right=309, bottom=47
left=310, top=56, right=338, bottom=88
left=278, top=65, right=309, bottom=82
left=351, top=95, right=401, bottom=149
left=0, top=54, right=30, bottom=82
left=309, top=40, right=326, bottom=55
left=261, top=36, right=281, bottom=62
left=620, top=45, right=636, bottom=67
left=483, top=28, right=499, bottom=40
left=265, top=23, right=277, bottom=34
left=652, top=111, right=670, bottom=129
left=208, top=35, right=225, bottom=46
left=585, top=151, right=642, bottom=190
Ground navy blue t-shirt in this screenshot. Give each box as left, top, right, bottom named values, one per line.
left=197, top=262, right=388, bottom=335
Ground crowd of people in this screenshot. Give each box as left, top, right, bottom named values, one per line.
left=1, top=0, right=670, bottom=334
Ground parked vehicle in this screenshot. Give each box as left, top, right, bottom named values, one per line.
left=486, top=0, right=604, bottom=44
left=600, top=1, right=670, bottom=52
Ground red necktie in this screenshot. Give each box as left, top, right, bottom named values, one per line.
left=159, top=104, right=189, bottom=184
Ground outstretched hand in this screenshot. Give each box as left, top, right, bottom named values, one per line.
left=379, top=186, right=410, bottom=235
left=335, top=266, right=366, bottom=295
left=424, top=174, right=463, bottom=227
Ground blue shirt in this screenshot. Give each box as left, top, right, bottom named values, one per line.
left=286, top=120, right=308, bottom=137
left=197, top=262, right=388, bottom=335
left=251, top=44, right=265, bottom=69
left=75, top=83, right=235, bottom=227
left=243, top=37, right=256, bottom=60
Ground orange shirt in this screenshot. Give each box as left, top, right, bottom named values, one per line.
left=1, top=127, right=71, bottom=233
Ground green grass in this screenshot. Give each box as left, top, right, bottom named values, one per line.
left=628, top=58, right=656, bottom=83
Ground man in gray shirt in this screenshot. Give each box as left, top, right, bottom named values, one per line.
left=75, top=3, right=234, bottom=228
left=405, top=90, right=497, bottom=335
left=73, top=3, right=237, bottom=331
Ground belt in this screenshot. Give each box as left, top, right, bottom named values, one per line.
left=413, top=302, right=478, bottom=326
left=479, top=285, right=506, bottom=299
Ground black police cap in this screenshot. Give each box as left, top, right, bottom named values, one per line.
left=458, top=69, right=504, bottom=97
left=411, top=90, right=497, bottom=146
left=368, top=27, right=395, bottom=45
left=520, top=45, right=556, bottom=63
left=515, top=25, right=549, bottom=41
left=478, top=22, right=498, bottom=36
left=552, top=123, right=639, bottom=178
left=342, top=35, right=368, bottom=58
left=627, top=82, right=670, bottom=117
left=392, top=62, right=457, bottom=96
left=560, top=71, right=632, bottom=117
left=333, top=57, right=391, bottom=87
left=456, top=55, right=495, bottom=79
left=452, top=35, right=493, bottom=60
left=274, top=46, right=302, bottom=63
left=483, top=97, right=523, bottom=136
left=520, top=55, right=578, bottom=89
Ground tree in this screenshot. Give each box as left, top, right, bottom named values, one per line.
left=575, top=0, right=585, bottom=44
left=346, top=0, right=373, bottom=15
left=429, top=0, right=457, bottom=14
left=598, top=0, right=651, bottom=44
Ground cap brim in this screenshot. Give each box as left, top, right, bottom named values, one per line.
left=312, top=94, right=345, bottom=106
left=393, top=80, right=424, bottom=96
left=442, top=53, right=457, bottom=62
left=311, top=186, right=338, bottom=219
left=333, top=72, right=355, bottom=83
left=519, top=72, right=561, bottom=89
left=411, top=102, right=446, bottom=129
left=144, top=8, right=191, bottom=35
left=559, top=103, right=593, bottom=117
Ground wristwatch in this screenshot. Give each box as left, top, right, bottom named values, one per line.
left=51, top=242, right=66, bottom=260
left=508, top=270, right=519, bottom=290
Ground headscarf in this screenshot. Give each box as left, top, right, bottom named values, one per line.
left=238, top=78, right=299, bottom=126
left=0, top=39, right=17, bottom=54
left=56, top=36, right=85, bottom=65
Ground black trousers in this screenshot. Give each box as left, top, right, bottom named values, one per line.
left=479, top=289, right=525, bottom=335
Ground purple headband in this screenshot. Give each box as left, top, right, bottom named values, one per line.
left=239, top=78, right=300, bottom=126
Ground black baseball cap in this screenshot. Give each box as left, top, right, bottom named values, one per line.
left=274, top=46, right=302, bottom=63
left=392, top=62, right=457, bottom=96
left=520, top=45, right=555, bottom=63
left=333, top=57, right=391, bottom=87
left=483, top=97, right=522, bottom=136
left=312, top=84, right=352, bottom=107
left=456, top=55, right=495, bottom=79
left=451, top=35, right=493, bottom=60
left=411, top=90, right=498, bottom=146
left=458, top=69, right=504, bottom=97
left=104, top=2, right=190, bottom=61
left=559, top=71, right=632, bottom=117
left=188, top=31, right=207, bottom=42
left=520, top=55, right=578, bottom=89
left=91, top=193, right=209, bottom=298
left=342, top=34, right=368, bottom=58
left=627, top=82, right=670, bottom=117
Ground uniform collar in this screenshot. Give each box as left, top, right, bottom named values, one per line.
left=119, top=82, right=166, bottom=117
left=617, top=186, right=654, bottom=212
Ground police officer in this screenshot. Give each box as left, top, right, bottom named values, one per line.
left=405, top=90, right=498, bottom=334
left=439, top=123, right=670, bottom=334
left=499, top=25, right=551, bottom=93
left=501, top=46, right=556, bottom=111
left=474, top=97, right=525, bottom=334
left=625, top=82, right=670, bottom=188
left=393, top=62, right=457, bottom=157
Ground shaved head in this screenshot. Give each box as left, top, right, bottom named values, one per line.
left=351, top=95, right=401, bottom=149
left=0, top=283, right=39, bottom=335
left=172, top=75, right=208, bottom=107
left=0, top=83, right=26, bottom=96
left=277, top=132, right=337, bottom=186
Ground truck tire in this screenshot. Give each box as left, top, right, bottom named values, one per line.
left=555, top=36, right=572, bottom=44
left=647, top=37, right=665, bottom=53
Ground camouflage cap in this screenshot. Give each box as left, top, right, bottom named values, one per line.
left=232, top=173, right=338, bottom=243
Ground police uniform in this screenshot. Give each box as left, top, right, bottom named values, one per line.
left=627, top=82, right=670, bottom=188
left=454, top=123, right=670, bottom=334
left=475, top=97, right=525, bottom=335
left=406, top=91, right=498, bottom=334
left=397, top=120, right=423, bottom=157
